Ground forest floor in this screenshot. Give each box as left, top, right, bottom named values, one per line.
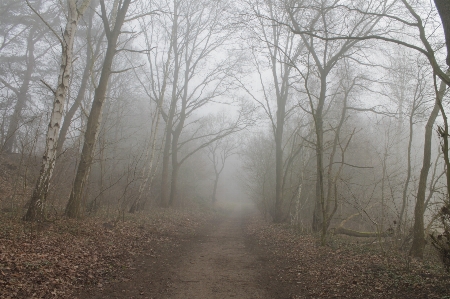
left=2, top=202, right=450, bottom=298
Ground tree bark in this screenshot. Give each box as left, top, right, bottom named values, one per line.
left=273, top=94, right=285, bottom=222
left=410, top=74, right=447, bottom=258
left=434, top=0, right=450, bottom=67
left=168, top=22, right=190, bottom=206
left=160, top=114, right=174, bottom=207
left=398, top=80, right=421, bottom=233
left=212, top=176, right=219, bottom=203
left=168, top=161, right=179, bottom=207
left=323, top=79, right=353, bottom=233
left=267, top=5, right=294, bottom=223
left=160, top=0, right=179, bottom=207
left=3, top=28, right=37, bottom=153
left=169, top=95, right=185, bottom=207
left=312, top=73, right=327, bottom=233
left=65, top=0, right=131, bottom=218
left=24, top=0, right=91, bottom=221
left=57, top=3, right=99, bottom=155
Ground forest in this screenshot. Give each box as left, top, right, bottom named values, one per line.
left=2, top=0, right=450, bottom=298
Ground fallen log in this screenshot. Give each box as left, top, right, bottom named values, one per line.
left=333, top=226, right=393, bottom=238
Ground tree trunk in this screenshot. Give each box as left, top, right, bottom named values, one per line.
left=3, top=28, right=36, bottom=153
left=269, top=24, right=292, bottom=223
left=212, top=174, right=219, bottom=203
left=434, top=0, right=450, bottom=67
left=24, top=0, right=91, bottom=221
left=168, top=162, right=179, bottom=207
left=168, top=124, right=182, bottom=206
left=323, top=81, right=352, bottom=233
left=129, top=99, right=163, bottom=213
left=410, top=75, right=447, bottom=258
left=160, top=1, right=179, bottom=207
left=65, top=0, right=131, bottom=218
left=398, top=97, right=416, bottom=233
left=168, top=101, right=185, bottom=206
left=57, top=3, right=98, bottom=155
left=167, top=14, right=191, bottom=207
left=130, top=16, right=173, bottom=212
left=273, top=100, right=285, bottom=222
left=312, top=74, right=327, bottom=233
left=160, top=116, right=173, bottom=207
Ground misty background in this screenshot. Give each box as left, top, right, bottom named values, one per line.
left=1, top=0, right=450, bottom=259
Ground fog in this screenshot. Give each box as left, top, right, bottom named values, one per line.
left=1, top=0, right=450, bottom=260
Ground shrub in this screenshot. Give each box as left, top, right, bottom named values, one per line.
left=430, top=204, right=450, bottom=271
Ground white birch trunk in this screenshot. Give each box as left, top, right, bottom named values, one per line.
left=24, top=0, right=91, bottom=221
left=129, top=105, right=163, bottom=213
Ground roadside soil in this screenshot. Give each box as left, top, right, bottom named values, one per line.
left=162, top=207, right=268, bottom=299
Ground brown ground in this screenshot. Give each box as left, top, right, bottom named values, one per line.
left=77, top=204, right=272, bottom=299
left=77, top=204, right=450, bottom=299
left=3, top=203, right=450, bottom=298
left=162, top=209, right=267, bottom=299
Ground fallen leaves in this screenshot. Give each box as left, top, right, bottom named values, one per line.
left=0, top=207, right=213, bottom=298
left=246, top=215, right=450, bottom=299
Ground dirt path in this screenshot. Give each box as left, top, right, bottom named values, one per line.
left=163, top=208, right=267, bottom=299
left=78, top=205, right=272, bottom=299
left=74, top=204, right=450, bottom=299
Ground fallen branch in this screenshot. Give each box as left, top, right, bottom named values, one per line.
left=333, top=226, right=393, bottom=238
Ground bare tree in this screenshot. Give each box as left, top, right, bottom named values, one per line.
left=148, top=0, right=245, bottom=207
left=242, top=132, right=276, bottom=219
left=284, top=0, right=382, bottom=241
left=0, top=0, right=57, bottom=152
left=168, top=101, right=255, bottom=206
left=127, top=6, right=173, bottom=212
left=65, top=0, right=132, bottom=218
left=276, top=0, right=450, bottom=257
left=244, top=0, right=303, bottom=222
left=24, top=0, right=92, bottom=221
left=207, top=117, right=239, bottom=203
left=1, top=27, right=40, bottom=153
left=393, top=56, right=429, bottom=234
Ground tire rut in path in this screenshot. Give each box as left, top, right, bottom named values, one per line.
left=163, top=210, right=268, bottom=299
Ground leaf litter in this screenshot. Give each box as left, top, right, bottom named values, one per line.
left=245, top=215, right=450, bottom=299
left=0, top=208, right=213, bottom=299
